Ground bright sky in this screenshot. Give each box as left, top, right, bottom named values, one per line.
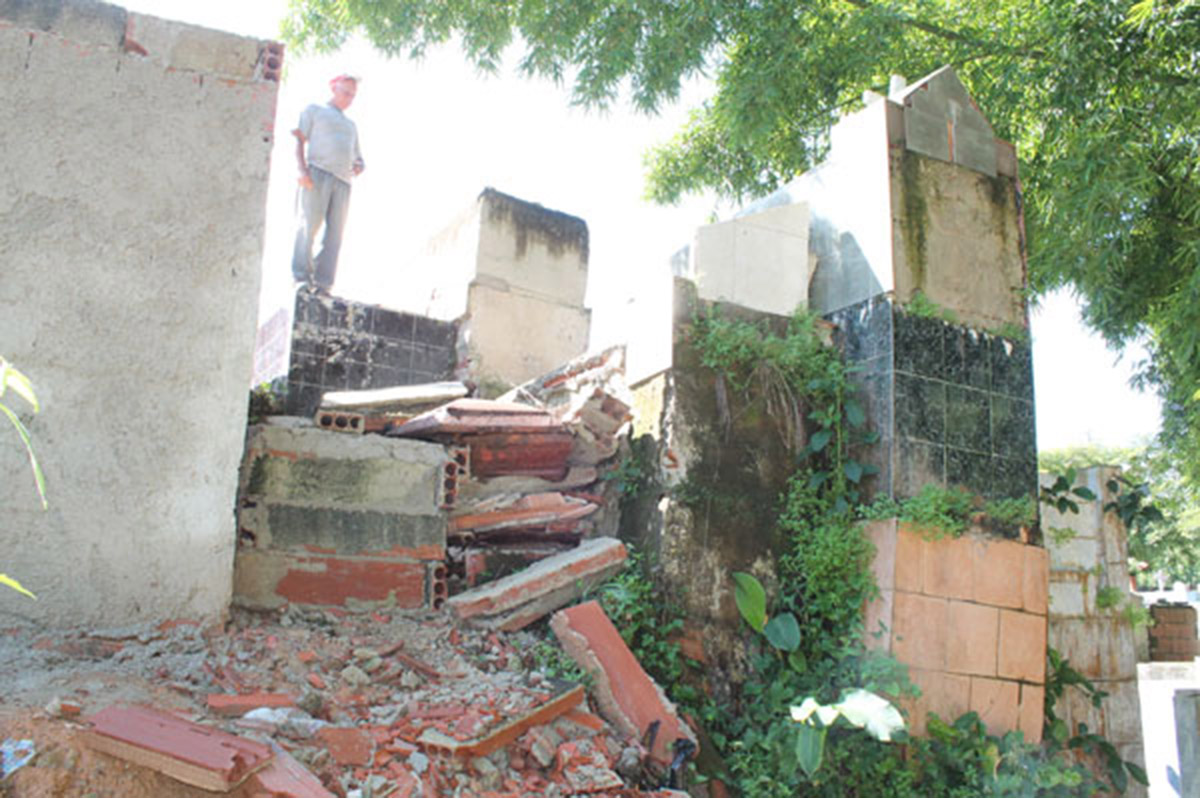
left=123, top=0, right=1163, bottom=453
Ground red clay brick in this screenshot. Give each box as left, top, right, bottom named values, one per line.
left=1022, top=546, right=1049, bottom=614
left=946, top=601, right=998, bottom=677
left=247, top=744, right=335, bottom=797
left=969, top=677, right=1019, bottom=736
left=316, top=727, right=374, bottom=767
left=923, top=535, right=974, bottom=600
left=971, top=539, right=1024, bottom=609
left=206, top=692, right=295, bottom=717
left=447, top=538, right=626, bottom=629
left=83, top=705, right=272, bottom=792
left=894, top=526, right=926, bottom=593
left=273, top=555, right=427, bottom=608
left=891, top=592, right=948, bottom=671
left=997, top=610, right=1046, bottom=683
left=551, top=601, right=695, bottom=766
left=1017, top=684, right=1044, bottom=745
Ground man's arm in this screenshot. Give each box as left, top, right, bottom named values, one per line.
left=293, top=128, right=313, bottom=189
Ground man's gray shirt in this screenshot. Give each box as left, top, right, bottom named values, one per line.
left=297, top=102, right=364, bottom=184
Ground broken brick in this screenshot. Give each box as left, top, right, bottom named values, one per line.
left=447, top=537, right=627, bottom=630
left=83, top=705, right=273, bottom=791
left=207, top=692, right=296, bottom=717
left=247, top=743, right=335, bottom=797
left=316, top=726, right=375, bottom=767
left=551, top=601, right=696, bottom=766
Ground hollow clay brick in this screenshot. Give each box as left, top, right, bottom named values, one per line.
left=946, top=601, right=998, bottom=677
left=550, top=600, right=696, bottom=766
left=997, top=610, right=1046, bottom=683
left=892, top=592, right=948, bottom=671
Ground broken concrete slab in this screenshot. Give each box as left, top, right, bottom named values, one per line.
left=551, top=601, right=697, bottom=767
left=447, top=538, right=627, bottom=630
left=456, top=466, right=599, bottom=502
left=83, top=705, right=273, bottom=791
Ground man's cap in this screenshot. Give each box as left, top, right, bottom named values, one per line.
left=330, top=73, right=361, bottom=86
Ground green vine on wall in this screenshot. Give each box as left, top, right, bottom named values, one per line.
left=676, top=309, right=1145, bottom=796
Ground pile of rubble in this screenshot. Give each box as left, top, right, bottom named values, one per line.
left=0, top=348, right=707, bottom=797
left=0, top=602, right=695, bottom=797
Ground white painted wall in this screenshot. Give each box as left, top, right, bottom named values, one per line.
left=0, top=2, right=277, bottom=625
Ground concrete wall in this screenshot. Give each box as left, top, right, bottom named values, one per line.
left=750, top=66, right=1026, bottom=333
left=0, top=1, right=279, bottom=625
left=409, top=189, right=592, bottom=394
left=234, top=425, right=448, bottom=610
left=1042, top=467, right=1147, bottom=795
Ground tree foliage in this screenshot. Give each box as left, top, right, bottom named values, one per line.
left=1041, top=444, right=1200, bottom=584
left=282, top=0, right=1200, bottom=470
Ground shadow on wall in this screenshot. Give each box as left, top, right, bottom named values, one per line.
left=808, top=217, right=883, bottom=315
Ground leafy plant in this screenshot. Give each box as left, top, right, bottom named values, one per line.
left=902, top=291, right=958, bottom=324
left=790, top=689, right=905, bottom=779
left=1, top=357, right=45, bottom=600
left=1043, top=648, right=1148, bottom=793
left=1095, top=586, right=1124, bottom=612
left=1039, top=469, right=1098, bottom=515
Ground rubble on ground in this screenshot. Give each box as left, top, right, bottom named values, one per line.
left=0, top=349, right=704, bottom=797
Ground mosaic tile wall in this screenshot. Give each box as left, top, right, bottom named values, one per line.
left=828, top=295, right=1037, bottom=508
left=284, top=291, right=458, bottom=416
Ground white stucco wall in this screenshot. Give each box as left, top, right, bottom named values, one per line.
left=0, top=2, right=278, bottom=625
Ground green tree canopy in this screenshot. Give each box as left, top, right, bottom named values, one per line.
left=283, top=0, right=1200, bottom=470
left=1041, top=444, right=1200, bottom=584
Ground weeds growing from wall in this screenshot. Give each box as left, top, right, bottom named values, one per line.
left=660, top=309, right=1145, bottom=795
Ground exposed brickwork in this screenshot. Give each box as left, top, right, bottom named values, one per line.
left=1149, top=604, right=1198, bottom=661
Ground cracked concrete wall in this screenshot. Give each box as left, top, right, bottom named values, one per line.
left=0, top=1, right=279, bottom=625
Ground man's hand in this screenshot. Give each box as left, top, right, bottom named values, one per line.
left=298, top=170, right=314, bottom=189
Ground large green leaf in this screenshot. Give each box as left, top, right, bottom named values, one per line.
left=763, top=612, right=801, bottom=652
left=732, top=571, right=767, bottom=632
left=795, top=724, right=826, bottom=779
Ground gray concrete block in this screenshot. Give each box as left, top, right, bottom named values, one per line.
left=126, top=12, right=264, bottom=79
left=258, top=504, right=446, bottom=555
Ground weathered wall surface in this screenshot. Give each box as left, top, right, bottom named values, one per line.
left=0, top=1, right=279, bottom=624
left=623, top=280, right=795, bottom=694
left=234, top=426, right=448, bottom=610
left=1042, top=468, right=1147, bottom=793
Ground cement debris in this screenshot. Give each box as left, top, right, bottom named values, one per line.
left=0, top=603, right=692, bottom=796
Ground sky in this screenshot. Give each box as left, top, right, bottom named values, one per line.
left=123, top=0, right=1164, bottom=453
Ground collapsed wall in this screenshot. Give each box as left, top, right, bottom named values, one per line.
left=0, top=1, right=279, bottom=625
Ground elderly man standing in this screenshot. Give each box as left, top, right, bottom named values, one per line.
left=291, top=74, right=365, bottom=293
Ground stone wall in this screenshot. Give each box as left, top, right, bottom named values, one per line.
left=865, top=519, right=1048, bottom=740
left=0, top=1, right=278, bottom=625
left=1042, top=467, right=1147, bottom=795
